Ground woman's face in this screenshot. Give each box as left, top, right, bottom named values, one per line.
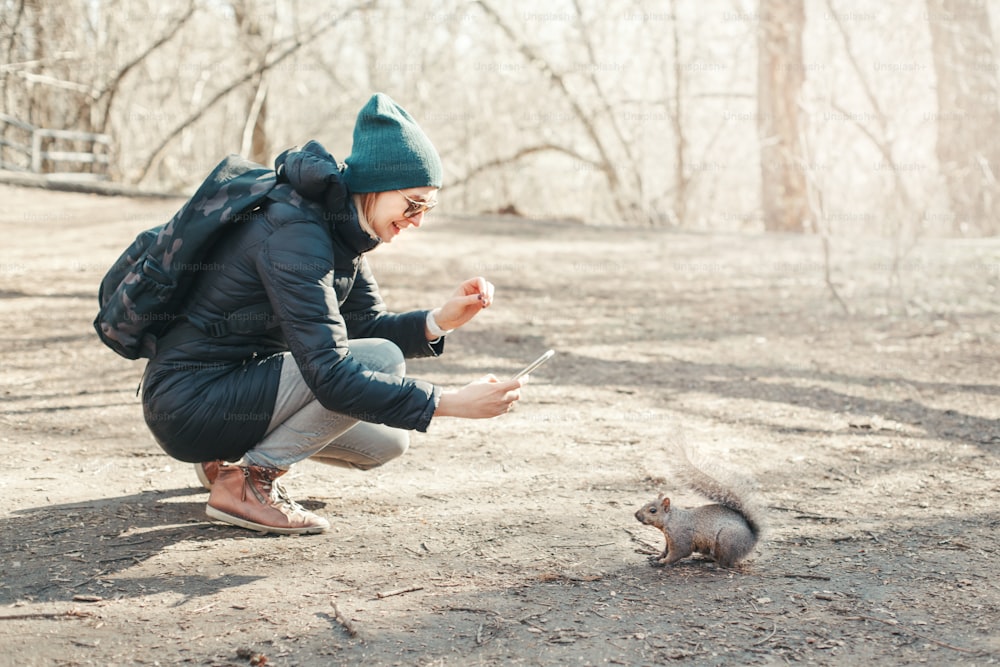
left=368, top=187, right=438, bottom=243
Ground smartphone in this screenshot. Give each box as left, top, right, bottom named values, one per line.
left=512, top=349, right=555, bottom=380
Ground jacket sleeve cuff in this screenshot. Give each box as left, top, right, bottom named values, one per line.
left=415, top=384, right=442, bottom=433
left=413, top=309, right=445, bottom=357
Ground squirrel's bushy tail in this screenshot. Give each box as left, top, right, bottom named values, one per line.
left=669, top=440, right=766, bottom=538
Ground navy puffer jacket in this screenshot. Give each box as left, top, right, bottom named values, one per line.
left=141, top=141, right=443, bottom=463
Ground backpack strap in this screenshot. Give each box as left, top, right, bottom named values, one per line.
left=195, top=303, right=277, bottom=338
left=156, top=302, right=277, bottom=352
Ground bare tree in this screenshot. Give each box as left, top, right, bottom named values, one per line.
left=0, top=0, right=26, bottom=115
left=926, top=0, right=1000, bottom=235
left=134, top=1, right=374, bottom=184
left=232, top=0, right=275, bottom=164
left=94, top=3, right=196, bottom=135
left=757, top=0, right=808, bottom=233
left=471, top=0, right=645, bottom=224
left=666, top=0, right=688, bottom=224
left=821, top=1, right=930, bottom=312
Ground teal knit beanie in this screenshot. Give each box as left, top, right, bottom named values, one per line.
left=342, top=93, right=443, bottom=193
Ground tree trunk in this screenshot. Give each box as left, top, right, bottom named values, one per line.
left=233, top=0, right=271, bottom=164
left=668, top=0, right=688, bottom=225
left=757, top=0, right=808, bottom=233
left=926, top=0, right=1000, bottom=235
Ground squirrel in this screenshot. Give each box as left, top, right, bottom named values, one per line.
left=634, top=442, right=765, bottom=568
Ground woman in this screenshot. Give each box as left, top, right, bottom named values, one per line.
left=142, top=93, right=524, bottom=535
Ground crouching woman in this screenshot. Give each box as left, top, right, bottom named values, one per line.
left=142, top=94, right=524, bottom=535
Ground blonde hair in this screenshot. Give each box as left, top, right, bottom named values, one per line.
left=353, top=192, right=381, bottom=238
left=360, top=192, right=380, bottom=223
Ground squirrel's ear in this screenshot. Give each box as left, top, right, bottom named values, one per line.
left=660, top=497, right=671, bottom=511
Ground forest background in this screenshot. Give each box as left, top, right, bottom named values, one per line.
left=2, top=0, right=998, bottom=242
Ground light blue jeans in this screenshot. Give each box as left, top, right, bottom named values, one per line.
left=242, top=338, right=410, bottom=470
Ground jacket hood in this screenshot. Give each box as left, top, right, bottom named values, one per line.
left=274, top=140, right=380, bottom=254
left=274, top=140, right=348, bottom=214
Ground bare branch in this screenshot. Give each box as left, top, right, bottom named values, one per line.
left=796, top=99, right=850, bottom=315
left=447, top=143, right=601, bottom=190
left=10, top=70, right=97, bottom=96
left=823, top=0, right=915, bottom=212
left=570, top=0, right=641, bottom=196
left=95, top=2, right=196, bottom=134
left=240, top=75, right=269, bottom=158
left=824, top=0, right=924, bottom=313
left=472, top=0, right=637, bottom=221
left=135, top=0, right=375, bottom=184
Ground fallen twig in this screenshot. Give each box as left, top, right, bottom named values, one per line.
left=71, top=569, right=112, bottom=589
left=376, top=586, right=423, bottom=599
left=751, top=621, right=777, bottom=646
left=447, top=606, right=502, bottom=618
left=624, top=528, right=660, bottom=555
left=768, top=505, right=827, bottom=516
left=0, top=610, right=94, bottom=621
left=330, top=601, right=358, bottom=638
left=783, top=573, right=832, bottom=581
left=97, top=553, right=147, bottom=564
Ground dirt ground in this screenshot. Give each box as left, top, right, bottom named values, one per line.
left=0, top=183, right=998, bottom=667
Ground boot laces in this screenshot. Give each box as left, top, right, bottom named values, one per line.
left=271, top=478, right=308, bottom=514
left=241, top=466, right=278, bottom=505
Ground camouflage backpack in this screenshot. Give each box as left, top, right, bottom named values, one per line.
left=94, top=154, right=277, bottom=360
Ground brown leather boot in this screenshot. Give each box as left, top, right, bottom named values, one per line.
left=195, top=460, right=221, bottom=490
left=205, top=464, right=330, bottom=535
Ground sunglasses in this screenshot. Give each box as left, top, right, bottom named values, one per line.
left=398, top=190, right=437, bottom=218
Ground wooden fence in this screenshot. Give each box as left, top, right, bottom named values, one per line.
left=0, top=113, right=110, bottom=180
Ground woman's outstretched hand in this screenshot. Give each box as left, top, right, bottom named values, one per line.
left=431, top=276, right=494, bottom=333
left=434, top=375, right=524, bottom=419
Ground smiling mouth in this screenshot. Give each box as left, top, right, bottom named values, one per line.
left=383, top=222, right=402, bottom=239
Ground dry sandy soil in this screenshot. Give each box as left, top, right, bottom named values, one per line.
left=0, top=183, right=998, bottom=666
